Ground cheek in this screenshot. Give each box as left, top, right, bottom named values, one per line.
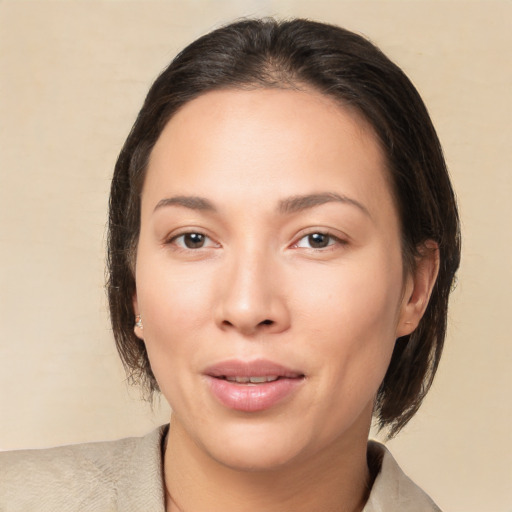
left=295, top=250, right=404, bottom=381
left=297, top=251, right=403, bottom=335
left=296, top=258, right=403, bottom=430
left=134, top=256, right=215, bottom=375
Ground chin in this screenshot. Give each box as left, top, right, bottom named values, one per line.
left=209, top=440, right=302, bottom=472
left=196, top=418, right=314, bottom=472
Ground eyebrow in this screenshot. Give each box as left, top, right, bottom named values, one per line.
left=153, top=192, right=370, bottom=217
left=278, top=192, right=370, bottom=217
left=154, top=196, right=217, bottom=212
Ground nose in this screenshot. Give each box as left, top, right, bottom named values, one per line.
left=214, top=249, right=290, bottom=337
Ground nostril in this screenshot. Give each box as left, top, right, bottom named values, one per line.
left=219, top=317, right=276, bottom=333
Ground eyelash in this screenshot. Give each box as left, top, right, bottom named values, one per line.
left=167, top=231, right=217, bottom=250
left=293, top=231, right=347, bottom=251
left=166, top=230, right=347, bottom=252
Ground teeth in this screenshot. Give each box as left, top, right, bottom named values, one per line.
left=226, top=376, right=249, bottom=383
left=249, top=376, right=279, bottom=383
left=225, top=376, right=279, bottom=384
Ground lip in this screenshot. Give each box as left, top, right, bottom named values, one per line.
left=204, top=359, right=305, bottom=412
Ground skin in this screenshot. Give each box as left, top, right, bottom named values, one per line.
left=133, top=88, right=438, bottom=512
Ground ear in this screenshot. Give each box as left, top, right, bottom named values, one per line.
left=396, top=241, right=440, bottom=338
left=132, top=293, right=144, bottom=340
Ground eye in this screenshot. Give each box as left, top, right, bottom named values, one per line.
left=171, top=232, right=214, bottom=249
left=295, top=232, right=340, bottom=249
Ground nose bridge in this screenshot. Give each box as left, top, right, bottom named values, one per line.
left=216, top=239, right=287, bottom=334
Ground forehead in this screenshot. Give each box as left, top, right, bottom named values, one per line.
left=143, top=88, right=396, bottom=223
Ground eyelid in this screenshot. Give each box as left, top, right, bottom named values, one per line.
left=291, top=228, right=349, bottom=250
left=164, top=228, right=220, bottom=249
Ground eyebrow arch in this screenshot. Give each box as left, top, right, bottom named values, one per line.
left=154, top=196, right=217, bottom=212
left=279, top=192, right=370, bottom=217
left=153, top=192, right=370, bottom=217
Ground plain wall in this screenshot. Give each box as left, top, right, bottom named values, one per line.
left=1, top=1, right=511, bottom=511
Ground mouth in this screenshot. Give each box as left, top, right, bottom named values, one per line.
left=221, top=375, right=280, bottom=384
left=204, top=359, right=305, bottom=412
left=205, top=360, right=304, bottom=383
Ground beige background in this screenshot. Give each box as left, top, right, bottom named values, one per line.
left=1, top=1, right=511, bottom=510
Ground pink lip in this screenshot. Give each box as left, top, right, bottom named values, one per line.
left=204, top=359, right=305, bottom=412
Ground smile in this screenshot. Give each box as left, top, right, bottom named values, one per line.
left=204, top=359, right=305, bottom=412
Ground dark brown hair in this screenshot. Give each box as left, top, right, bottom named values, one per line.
left=107, top=18, right=460, bottom=437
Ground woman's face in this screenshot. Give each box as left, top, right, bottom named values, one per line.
left=134, top=88, right=416, bottom=470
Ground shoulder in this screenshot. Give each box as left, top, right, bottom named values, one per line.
left=363, top=441, right=442, bottom=512
left=0, top=425, right=167, bottom=512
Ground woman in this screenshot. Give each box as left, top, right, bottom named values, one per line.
left=0, top=18, right=460, bottom=512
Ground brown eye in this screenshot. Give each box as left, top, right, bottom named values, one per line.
left=307, top=233, right=330, bottom=248
left=183, top=233, right=205, bottom=248
left=295, top=232, right=343, bottom=250
left=172, top=232, right=209, bottom=249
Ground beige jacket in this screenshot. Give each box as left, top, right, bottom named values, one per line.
left=0, top=425, right=441, bottom=511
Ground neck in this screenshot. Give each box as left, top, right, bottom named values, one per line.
left=163, top=415, right=372, bottom=512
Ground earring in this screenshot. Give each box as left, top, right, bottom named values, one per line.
left=135, top=314, right=143, bottom=329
